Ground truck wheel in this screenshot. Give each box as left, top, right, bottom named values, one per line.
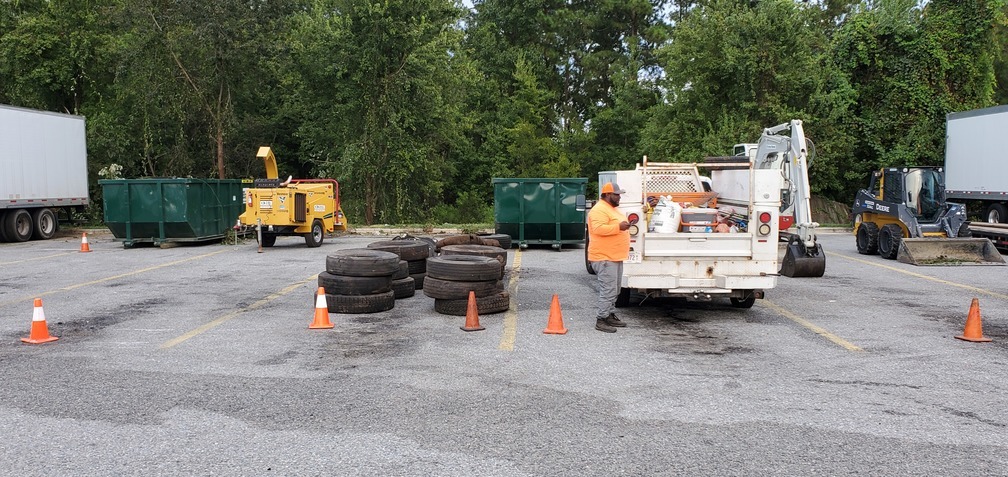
left=855, top=222, right=878, bottom=255
left=985, top=203, right=1007, bottom=224
left=730, top=292, right=756, bottom=309
left=878, top=224, right=902, bottom=260
left=305, top=220, right=324, bottom=247
left=5, top=209, right=32, bottom=242
left=259, top=233, right=277, bottom=247
left=31, top=208, right=57, bottom=240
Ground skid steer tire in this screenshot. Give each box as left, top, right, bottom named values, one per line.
left=434, top=291, right=511, bottom=316
left=391, top=277, right=416, bottom=299
left=878, top=224, right=902, bottom=260
left=856, top=222, right=879, bottom=255
left=426, top=255, right=502, bottom=281
left=318, top=272, right=392, bottom=296
left=367, top=240, right=430, bottom=261
left=325, top=290, right=395, bottom=314
left=422, top=276, right=504, bottom=300
left=392, top=260, right=409, bottom=280
left=326, top=249, right=400, bottom=277
left=407, top=259, right=427, bottom=275
left=477, top=233, right=511, bottom=249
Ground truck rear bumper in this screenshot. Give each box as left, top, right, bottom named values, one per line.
left=623, top=274, right=777, bottom=293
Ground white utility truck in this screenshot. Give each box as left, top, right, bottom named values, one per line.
left=0, top=104, right=89, bottom=242
left=590, top=156, right=783, bottom=308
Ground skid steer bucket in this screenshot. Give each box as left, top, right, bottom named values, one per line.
left=896, top=238, right=1005, bottom=266
left=779, top=235, right=826, bottom=277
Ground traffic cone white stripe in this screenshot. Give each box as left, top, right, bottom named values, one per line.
left=316, top=293, right=327, bottom=309
left=33, top=304, right=45, bottom=322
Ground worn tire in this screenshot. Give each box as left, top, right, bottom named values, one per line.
left=318, top=271, right=391, bottom=295
left=392, top=260, right=409, bottom=280
left=31, top=208, right=58, bottom=240
left=855, top=222, right=879, bottom=255
left=326, top=249, right=400, bottom=277
left=478, top=233, right=511, bottom=249
left=325, top=290, right=395, bottom=314
left=426, top=255, right=502, bottom=281
left=391, top=277, right=416, bottom=299
left=434, top=291, right=511, bottom=316
left=367, top=240, right=430, bottom=261
left=440, top=244, right=507, bottom=266
left=878, top=224, right=902, bottom=260
left=435, top=234, right=483, bottom=251
left=422, top=276, right=504, bottom=300
left=407, top=259, right=427, bottom=275
left=410, top=272, right=426, bottom=290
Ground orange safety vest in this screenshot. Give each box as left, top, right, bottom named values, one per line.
left=587, top=200, right=630, bottom=261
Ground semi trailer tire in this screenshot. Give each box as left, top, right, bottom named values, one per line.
left=31, top=208, right=57, bottom=240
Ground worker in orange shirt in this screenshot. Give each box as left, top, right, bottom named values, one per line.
left=587, top=182, right=631, bottom=333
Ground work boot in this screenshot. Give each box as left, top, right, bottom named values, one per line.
left=605, top=313, right=627, bottom=328
left=595, top=319, right=617, bottom=333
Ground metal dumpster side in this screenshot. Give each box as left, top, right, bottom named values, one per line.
left=100, top=178, right=245, bottom=247
left=492, top=178, right=587, bottom=249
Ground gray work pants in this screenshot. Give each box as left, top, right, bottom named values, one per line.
left=590, top=260, right=623, bottom=320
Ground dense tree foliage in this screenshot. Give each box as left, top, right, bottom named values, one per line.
left=0, top=0, right=1004, bottom=224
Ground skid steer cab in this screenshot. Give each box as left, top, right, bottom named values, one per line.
left=851, top=166, right=1003, bottom=265
left=238, top=146, right=349, bottom=248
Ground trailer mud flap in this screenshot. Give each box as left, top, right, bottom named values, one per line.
left=779, top=235, right=826, bottom=278
left=896, top=238, right=1005, bottom=266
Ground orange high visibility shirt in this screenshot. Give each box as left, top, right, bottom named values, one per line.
left=587, top=200, right=630, bottom=261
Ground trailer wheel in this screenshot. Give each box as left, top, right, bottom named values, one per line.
left=0, top=211, right=9, bottom=242
left=5, top=209, right=32, bottom=242
left=305, top=219, right=324, bottom=247
left=855, top=221, right=878, bottom=255
left=259, top=232, right=277, bottom=247
left=985, top=203, right=1007, bottom=224
left=878, top=224, right=902, bottom=260
left=31, top=208, right=57, bottom=240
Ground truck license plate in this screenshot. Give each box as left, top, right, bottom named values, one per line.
left=627, top=250, right=642, bottom=263
left=259, top=200, right=273, bottom=210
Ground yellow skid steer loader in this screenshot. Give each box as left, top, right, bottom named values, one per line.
left=851, top=167, right=1003, bottom=265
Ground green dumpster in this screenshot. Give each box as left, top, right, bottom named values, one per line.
left=492, top=178, right=587, bottom=249
left=99, top=178, right=245, bottom=247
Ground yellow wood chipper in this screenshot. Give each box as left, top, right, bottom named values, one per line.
left=238, top=146, right=348, bottom=247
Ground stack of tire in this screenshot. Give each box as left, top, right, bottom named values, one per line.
left=319, top=249, right=400, bottom=313
left=366, top=239, right=432, bottom=297
left=424, top=255, right=510, bottom=316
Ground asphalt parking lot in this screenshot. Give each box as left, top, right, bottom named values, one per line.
left=1, top=230, right=1006, bottom=475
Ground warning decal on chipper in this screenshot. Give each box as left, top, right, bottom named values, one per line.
left=314, top=205, right=326, bottom=212
left=259, top=200, right=273, bottom=210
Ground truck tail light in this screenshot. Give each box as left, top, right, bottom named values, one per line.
left=627, top=213, right=640, bottom=225
left=758, top=211, right=772, bottom=235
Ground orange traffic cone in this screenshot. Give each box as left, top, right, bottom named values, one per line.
left=79, top=232, right=91, bottom=253
left=309, top=287, right=334, bottom=329
left=543, top=294, right=568, bottom=335
left=460, top=291, right=485, bottom=332
left=956, top=297, right=991, bottom=342
left=21, top=298, right=59, bottom=344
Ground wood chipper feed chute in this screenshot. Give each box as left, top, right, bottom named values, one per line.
left=896, top=238, right=1005, bottom=266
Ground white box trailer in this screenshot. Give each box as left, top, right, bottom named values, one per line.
left=0, top=104, right=88, bottom=242
left=592, top=160, right=782, bottom=308
left=944, top=105, right=1008, bottom=223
